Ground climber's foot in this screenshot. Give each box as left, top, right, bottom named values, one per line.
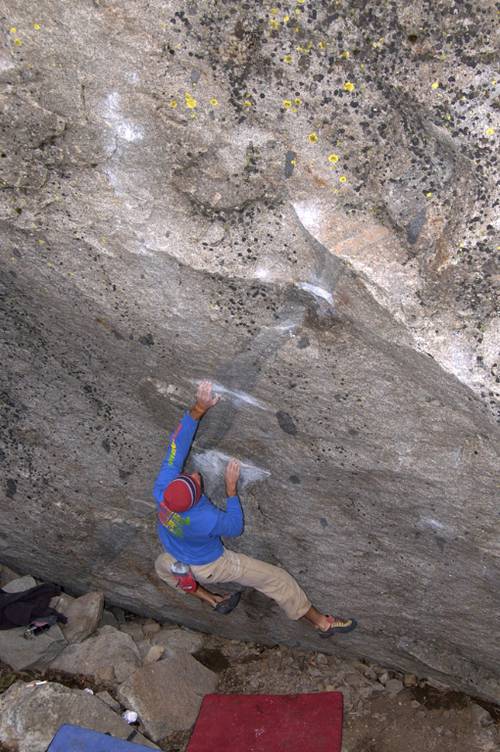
left=213, top=591, right=242, bottom=615
left=317, top=615, right=357, bottom=637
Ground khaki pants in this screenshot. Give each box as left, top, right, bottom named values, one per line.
left=155, top=548, right=311, bottom=621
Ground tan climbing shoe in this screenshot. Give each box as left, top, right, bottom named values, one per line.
left=318, top=615, right=357, bottom=637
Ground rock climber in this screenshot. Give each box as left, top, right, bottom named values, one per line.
left=153, top=380, right=357, bottom=637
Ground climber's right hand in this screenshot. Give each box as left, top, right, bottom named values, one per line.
left=225, top=458, right=240, bottom=496
left=190, top=380, right=220, bottom=420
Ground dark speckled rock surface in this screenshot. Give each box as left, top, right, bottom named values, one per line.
left=0, top=1, right=498, bottom=700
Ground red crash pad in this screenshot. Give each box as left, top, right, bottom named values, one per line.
left=186, top=692, right=343, bottom=752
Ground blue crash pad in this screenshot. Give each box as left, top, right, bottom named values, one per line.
left=47, top=724, right=153, bottom=751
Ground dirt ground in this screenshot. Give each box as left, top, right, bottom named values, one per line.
left=1, top=631, right=498, bottom=752
left=164, top=635, right=500, bottom=752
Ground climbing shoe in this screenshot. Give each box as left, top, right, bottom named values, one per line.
left=213, top=591, right=242, bottom=615
left=318, top=615, right=357, bottom=638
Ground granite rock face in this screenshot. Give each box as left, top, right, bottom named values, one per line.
left=0, top=1, right=498, bottom=700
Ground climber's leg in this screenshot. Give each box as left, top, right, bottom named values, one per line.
left=154, top=552, right=234, bottom=609
left=193, top=549, right=311, bottom=620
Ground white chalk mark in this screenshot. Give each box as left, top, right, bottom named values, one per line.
left=191, top=380, right=269, bottom=411
left=192, top=449, right=271, bottom=488
left=254, top=266, right=271, bottom=280
left=273, top=320, right=297, bottom=333
left=125, top=70, right=140, bottom=84
left=292, top=200, right=322, bottom=235
left=298, top=282, right=334, bottom=306
left=103, top=92, right=143, bottom=143
left=417, top=517, right=455, bottom=539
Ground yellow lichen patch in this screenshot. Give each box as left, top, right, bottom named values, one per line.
left=269, top=18, right=280, bottom=30
left=294, top=97, right=302, bottom=105
left=283, top=99, right=293, bottom=109
left=318, top=40, right=326, bottom=49
left=294, top=7, right=302, bottom=14
left=339, top=175, right=347, bottom=183
left=169, top=99, right=178, bottom=108
left=343, top=81, right=355, bottom=92
left=209, top=97, right=219, bottom=106
left=14, top=38, right=23, bottom=46
left=33, top=23, right=41, bottom=30
left=328, top=153, right=340, bottom=164
left=290, top=158, right=297, bottom=166
left=425, top=191, right=433, bottom=198
left=283, top=54, right=293, bottom=63
left=308, top=132, right=318, bottom=143
left=485, top=127, right=495, bottom=136
left=431, top=81, right=440, bottom=90
left=340, top=50, right=350, bottom=59
left=270, top=7, right=279, bottom=14
left=9, top=26, right=16, bottom=33
left=243, top=100, right=253, bottom=107
left=184, top=92, right=197, bottom=109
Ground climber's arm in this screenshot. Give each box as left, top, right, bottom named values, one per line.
left=153, top=380, right=220, bottom=503
left=208, top=458, right=244, bottom=537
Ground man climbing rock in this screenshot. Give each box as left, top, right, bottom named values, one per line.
left=153, top=381, right=357, bottom=637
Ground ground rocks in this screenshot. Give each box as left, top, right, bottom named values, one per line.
left=0, top=0, right=499, bottom=701
left=117, top=652, right=218, bottom=742
left=0, top=566, right=22, bottom=588
left=3, top=576, right=37, bottom=593
left=0, top=577, right=68, bottom=670
left=60, top=591, right=104, bottom=643
left=144, top=644, right=165, bottom=664
left=0, top=680, right=158, bottom=752
left=0, top=624, right=67, bottom=672
left=151, top=627, right=205, bottom=655
left=49, top=625, right=141, bottom=683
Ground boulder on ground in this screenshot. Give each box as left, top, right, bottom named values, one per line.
left=0, top=625, right=67, bottom=672
left=117, top=651, right=218, bottom=741
left=60, top=591, right=104, bottom=643
left=0, top=565, right=22, bottom=588
left=120, top=621, right=145, bottom=642
left=152, top=626, right=204, bottom=655
left=50, top=592, right=75, bottom=613
left=3, top=575, right=37, bottom=592
left=0, top=680, right=158, bottom=751
left=96, top=690, right=122, bottom=713
left=99, top=609, right=119, bottom=629
left=144, top=645, right=165, bottom=664
left=142, top=619, right=161, bottom=637
left=50, top=625, right=141, bottom=683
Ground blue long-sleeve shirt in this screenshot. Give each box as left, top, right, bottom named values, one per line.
left=153, top=411, right=244, bottom=564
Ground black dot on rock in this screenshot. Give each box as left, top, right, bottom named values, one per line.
left=289, top=474, right=301, bottom=484
left=6, top=478, right=17, bottom=498
left=276, top=410, right=298, bottom=435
